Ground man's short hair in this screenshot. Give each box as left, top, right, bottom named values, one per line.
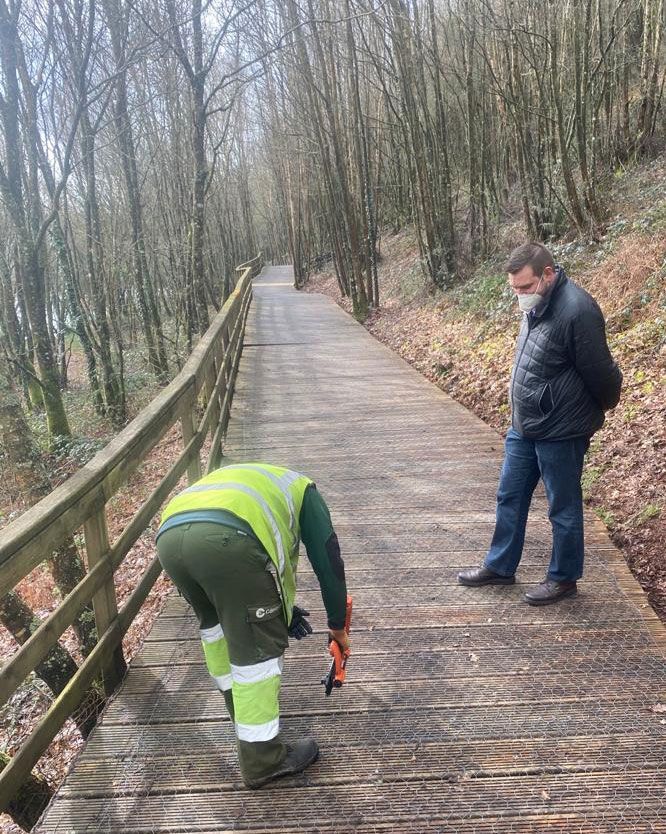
left=504, top=243, right=555, bottom=275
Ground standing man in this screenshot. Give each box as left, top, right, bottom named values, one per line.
left=156, top=463, right=349, bottom=788
left=458, top=243, right=622, bottom=604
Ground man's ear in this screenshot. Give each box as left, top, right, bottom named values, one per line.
left=543, top=265, right=557, bottom=284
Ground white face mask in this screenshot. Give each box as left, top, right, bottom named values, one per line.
left=517, top=291, right=544, bottom=312
left=516, top=276, right=545, bottom=312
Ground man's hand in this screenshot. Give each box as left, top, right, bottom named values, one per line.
left=329, top=627, right=350, bottom=653
left=288, top=605, right=313, bottom=639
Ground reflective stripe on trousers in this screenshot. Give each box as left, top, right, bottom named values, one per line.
left=232, top=656, right=283, bottom=742
left=201, top=625, right=283, bottom=741
left=200, top=623, right=232, bottom=691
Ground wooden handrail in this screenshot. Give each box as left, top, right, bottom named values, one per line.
left=0, top=253, right=263, bottom=812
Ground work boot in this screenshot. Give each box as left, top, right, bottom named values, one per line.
left=244, top=737, right=319, bottom=789
left=524, top=578, right=577, bottom=606
left=457, top=566, right=515, bottom=586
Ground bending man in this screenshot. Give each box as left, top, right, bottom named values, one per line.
left=156, top=463, right=349, bottom=788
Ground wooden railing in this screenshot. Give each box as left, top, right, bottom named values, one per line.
left=0, top=254, right=262, bottom=810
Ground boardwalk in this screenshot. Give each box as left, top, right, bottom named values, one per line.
left=37, top=266, right=666, bottom=833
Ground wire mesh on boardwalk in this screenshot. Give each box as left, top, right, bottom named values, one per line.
left=33, top=267, right=666, bottom=834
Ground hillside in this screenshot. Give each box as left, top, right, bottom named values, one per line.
left=306, top=156, right=666, bottom=619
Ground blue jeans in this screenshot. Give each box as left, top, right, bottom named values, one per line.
left=484, top=428, right=590, bottom=582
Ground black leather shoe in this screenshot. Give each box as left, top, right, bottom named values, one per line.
left=245, top=737, right=319, bottom=789
left=524, top=579, right=577, bottom=606
left=457, top=566, right=515, bottom=586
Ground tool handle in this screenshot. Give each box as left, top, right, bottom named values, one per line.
left=328, top=639, right=348, bottom=679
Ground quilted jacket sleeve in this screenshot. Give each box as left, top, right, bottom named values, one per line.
left=570, top=303, right=622, bottom=411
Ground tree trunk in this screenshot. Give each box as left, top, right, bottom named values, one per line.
left=102, top=0, right=169, bottom=383
left=80, top=110, right=125, bottom=428
left=549, top=9, right=588, bottom=231
left=464, top=0, right=481, bottom=259
left=637, top=0, right=664, bottom=149
left=573, top=0, right=603, bottom=224
left=0, top=6, right=70, bottom=446
left=304, top=0, right=368, bottom=318
left=49, top=218, right=105, bottom=416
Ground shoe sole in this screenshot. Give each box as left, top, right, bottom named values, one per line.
left=245, top=745, right=320, bottom=789
left=458, top=576, right=515, bottom=587
left=524, top=588, right=577, bottom=606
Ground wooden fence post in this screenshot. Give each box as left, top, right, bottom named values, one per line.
left=208, top=347, right=223, bottom=433
left=228, top=285, right=251, bottom=410
left=83, top=510, right=126, bottom=695
left=220, top=319, right=233, bottom=434
left=179, top=390, right=202, bottom=484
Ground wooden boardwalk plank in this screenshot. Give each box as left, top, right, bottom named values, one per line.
left=35, top=774, right=666, bottom=832
left=36, top=266, right=666, bottom=833
left=56, top=733, right=666, bottom=795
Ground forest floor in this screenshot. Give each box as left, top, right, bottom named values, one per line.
left=306, top=155, right=666, bottom=622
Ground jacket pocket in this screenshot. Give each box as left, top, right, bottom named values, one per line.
left=538, top=383, right=554, bottom=416
left=246, top=603, right=288, bottom=661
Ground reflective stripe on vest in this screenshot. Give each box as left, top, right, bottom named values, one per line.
left=230, top=465, right=303, bottom=547
left=184, top=481, right=288, bottom=576
left=160, top=465, right=312, bottom=620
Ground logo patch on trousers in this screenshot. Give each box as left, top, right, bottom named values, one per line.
left=255, top=605, right=279, bottom=619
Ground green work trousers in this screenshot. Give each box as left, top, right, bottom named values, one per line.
left=156, top=522, right=289, bottom=784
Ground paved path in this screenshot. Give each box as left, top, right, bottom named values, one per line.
left=38, top=266, right=666, bottom=833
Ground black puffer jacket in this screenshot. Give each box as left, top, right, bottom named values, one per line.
left=510, top=267, right=622, bottom=440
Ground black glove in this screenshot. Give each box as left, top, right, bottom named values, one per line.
left=288, top=605, right=313, bottom=640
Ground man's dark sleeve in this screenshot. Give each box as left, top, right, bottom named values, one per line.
left=571, top=304, right=622, bottom=410
left=299, top=484, right=347, bottom=630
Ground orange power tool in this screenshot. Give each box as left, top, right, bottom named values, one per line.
left=322, top=595, right=352, bottom=696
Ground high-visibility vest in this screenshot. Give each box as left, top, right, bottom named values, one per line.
left=160, top=463, right=312, bottom=621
